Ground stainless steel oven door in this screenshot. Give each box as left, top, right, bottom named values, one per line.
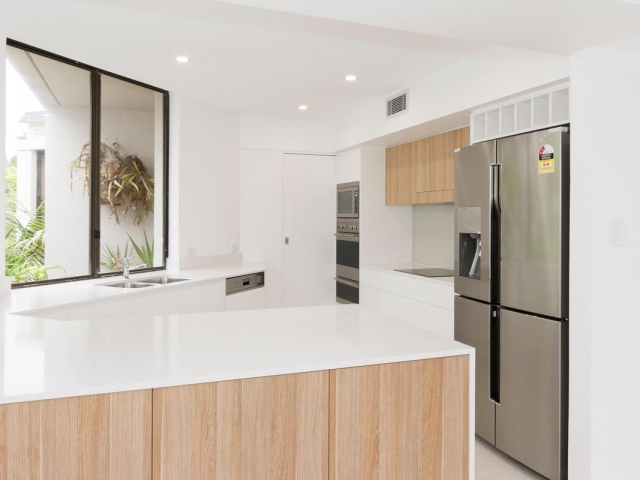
left=336, top=277, right=359, bottom=304
left=337, top=182, right=359, bottom=218
left=336, top=232, right=359, bottom=281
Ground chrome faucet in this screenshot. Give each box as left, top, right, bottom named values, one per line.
left=123, top=257, right=147, bottom=279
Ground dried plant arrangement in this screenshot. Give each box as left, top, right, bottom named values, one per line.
left=70, top=142, right=154, bottom=225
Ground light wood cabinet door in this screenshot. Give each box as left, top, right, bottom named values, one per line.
left=0, top=390, right=152, bottom=480
left=329, top=356, right=469, bottom=480
left=413, top=129, right=461, bottom=204
left=153, top=370, right=329, bottom=480
left=385, top=143, right=412, bottom=205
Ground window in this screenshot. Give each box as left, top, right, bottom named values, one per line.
left=5, top=40, right=169, bottom=286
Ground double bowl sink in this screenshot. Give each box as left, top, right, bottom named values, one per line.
left=101, top=276, right=191, bottom=289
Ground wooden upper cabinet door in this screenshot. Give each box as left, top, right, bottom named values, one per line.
left=413, top=136, right=434, bottom=193
left=452, top=126, right=471, bottom=190
left=153, top=371, right=329, bottom=480
left=0, top=390, right=152, bottom=480
left=385, top=143, right=412, bottom=205
left=329, top=356, right=469, bottom=480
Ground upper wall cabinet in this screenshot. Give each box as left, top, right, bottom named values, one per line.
left=385, top=126, right=470, bottom=205
left=385, top=142, right=413, bottom=205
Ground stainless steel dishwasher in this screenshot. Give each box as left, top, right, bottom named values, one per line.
left=225, top=272, right=266, bottom=311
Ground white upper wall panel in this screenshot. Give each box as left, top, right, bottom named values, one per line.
left=218, top=0, right=640, bottom=55
left=332, top=46, right=570, bottom=151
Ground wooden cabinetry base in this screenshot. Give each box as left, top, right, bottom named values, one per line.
left=153, top=371, right=329, bottom=480
left=329, top=356, right=469, bottom=480
left=0, top=390, right=152, bottom=480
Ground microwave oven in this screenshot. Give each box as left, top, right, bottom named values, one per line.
left=337, top=182, right=359, bottom=218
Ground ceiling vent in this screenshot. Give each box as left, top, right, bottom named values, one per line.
left=386, top=91, right=408, bottom=119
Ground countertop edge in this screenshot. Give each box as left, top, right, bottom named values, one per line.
left=361, top=263, right=455, bottom=286
left=0, top=347, right=474, bottom=405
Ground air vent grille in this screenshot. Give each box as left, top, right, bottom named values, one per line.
left=387, top=93, right=407, bottom=117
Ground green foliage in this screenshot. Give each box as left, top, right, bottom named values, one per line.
left=100, top=242, right=133, bottom=273
left=5, top=165, right=17, bottom=213
left=70, top=142, right=155, bottom=225
left=128, top=231, right=154, bottom=267
left=4, top=191, right=64, bottom=283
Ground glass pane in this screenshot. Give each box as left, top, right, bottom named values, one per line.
left=5, top=46, right=92, bottom=283
left=338, top=191, right=353, bottom=214
left=99, top=75, right=164, bottom=273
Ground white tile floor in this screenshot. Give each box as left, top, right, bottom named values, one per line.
left=476, top=436, right=546, bottom=479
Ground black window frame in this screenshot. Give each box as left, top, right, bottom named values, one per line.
left=6, top=39, right=170, bottom=289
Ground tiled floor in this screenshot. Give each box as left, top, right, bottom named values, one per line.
left=476, top=436, right=546, bottom=479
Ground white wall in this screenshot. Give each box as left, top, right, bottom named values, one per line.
left=0, top=19, right=8, bottom=293
left=359, top=146, right=412, bottom=265
left=240, top=149, right=283, bottom=308
left=169, top=96, right=241, bottom=267
left=239, top=115, right=333, bottom=153
left=333, top=46, right=570, bottom=151
left=336, top=147, right=360, bottom=184
left=569, top=47, right=640, bottom=480
left=412, top=204, right=454, bottom=268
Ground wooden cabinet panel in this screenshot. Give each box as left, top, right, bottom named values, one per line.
left=385, top=143, right=412, bottom=205
left=413, top=136, right=433, bottom=193
left=387, top=126, right=471, bottom=206
left=0, top=390, right=152, bottom=480
left=330, top=356, right=469, bottom=480
left=153, top=370, right=329, bottom=480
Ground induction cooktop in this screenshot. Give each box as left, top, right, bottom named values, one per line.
left=394, top=268, right=455, bottom=278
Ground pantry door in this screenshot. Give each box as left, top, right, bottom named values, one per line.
left=282, top=154, right=336, bottom=307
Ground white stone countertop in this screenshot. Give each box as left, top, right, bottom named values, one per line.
left=362, top=263, right=455, bottom=286
left=9, top=262, right=266, bottom=315
left=0, top=301, right=472, bottom=404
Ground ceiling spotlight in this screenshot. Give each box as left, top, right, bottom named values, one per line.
left=176, top=56, right=189, bottom=63
left=298, top=105, right=308, bottom=110
left=345, top=75, right=357, bottom=81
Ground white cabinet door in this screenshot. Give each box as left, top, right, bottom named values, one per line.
left=130, top=290, right=184, bottom=316
left=225, top=287, right=266, bottom=311
left=282, top=154, right=336, bottom=307
left=183, top=281, right=225, bottom=313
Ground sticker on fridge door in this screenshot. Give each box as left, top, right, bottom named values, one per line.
left=538, top=144, right=555, bottom=174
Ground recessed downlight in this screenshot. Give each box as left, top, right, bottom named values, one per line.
left=298, top=105, right=308, bottom=111
left=176, top=56, right=189, bottom=63
left=345, top=75, right=357, bottom=82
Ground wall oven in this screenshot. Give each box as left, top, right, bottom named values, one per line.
left=336, top=219, right=359, bottom=304
left=337, top=181, right=359, bottom=219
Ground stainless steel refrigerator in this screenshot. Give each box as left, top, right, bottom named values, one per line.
left=454, top=128, right=569, bottom=480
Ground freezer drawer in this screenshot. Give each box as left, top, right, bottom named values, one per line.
left=454, top=295, right=495, bottom=444
left=496, top=309, right=568, bottom=480
left=498, top=130, right=569, bottom=318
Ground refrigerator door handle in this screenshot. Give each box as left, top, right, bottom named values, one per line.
left=490, top=163, right=502, bottom=303
left=490, top=306, right=501, bottom=404
left=490, top=163, right=501, bottom=213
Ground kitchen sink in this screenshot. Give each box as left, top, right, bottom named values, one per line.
left=103, top=282, right=155, bottom=289
left=139, top=276, right=191, bottom=285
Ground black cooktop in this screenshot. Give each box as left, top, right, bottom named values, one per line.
left=394, top=268, right=455, bottom=278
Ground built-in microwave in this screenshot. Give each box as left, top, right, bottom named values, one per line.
left=337, top=182, right=359, bottom=218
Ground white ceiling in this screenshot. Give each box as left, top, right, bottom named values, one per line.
left=7, top=0, right=640, bottom=121
left=7, top=46, right=156, bottom=111
left=5, top=0, right=485, bottom=120
left=216, top=0, right=640, bottom=55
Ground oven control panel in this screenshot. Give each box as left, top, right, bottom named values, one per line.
left=337, top=220, right=359, bottom=234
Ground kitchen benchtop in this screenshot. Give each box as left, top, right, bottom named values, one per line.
left=0, top=304, right=472, bottom=405
left=362, top=263, right=455, bottom=286
left=9, top=262, right=266, bottom=315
